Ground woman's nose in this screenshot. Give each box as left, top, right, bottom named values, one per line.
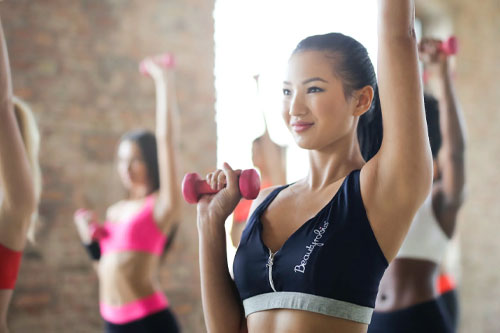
left=289, top=92, right=307, bottom=116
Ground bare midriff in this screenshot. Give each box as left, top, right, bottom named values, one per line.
left=247, top=308, right=368, bottom=333
left=98, top=251, right=162, bottom=306
left=375, top=258, right=439, bottom=312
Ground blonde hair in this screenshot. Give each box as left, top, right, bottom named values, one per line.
left=13, top=96, right=42, bottom=243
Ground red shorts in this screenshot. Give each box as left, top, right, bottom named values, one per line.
left=0, top=243, right=23, bottom=289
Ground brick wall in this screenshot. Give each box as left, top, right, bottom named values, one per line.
left=3, top=0, right=215, bottom=332
left=418, top=0, right=500, bottom=332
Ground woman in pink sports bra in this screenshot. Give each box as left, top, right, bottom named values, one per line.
left=0, top=14, right=42, bottom=333
left=73, top=58, right=181, bottom=333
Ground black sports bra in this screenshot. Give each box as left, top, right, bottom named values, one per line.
left=233, top=170, right=388, bottom=324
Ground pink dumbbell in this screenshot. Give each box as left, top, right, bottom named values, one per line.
left=89, top=223, right=108, bottom=241
left=139, top=53, right=175, bottom=75
left=439, top=36, right=458, bottom=55
left=75, top=209, right=107, bottom=241
left=182, top=169, right=261, bottom=204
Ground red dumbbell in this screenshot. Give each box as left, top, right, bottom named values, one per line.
left=182, top=169, right=261, bottom=204
left=139, top=53, right=176, bottom=76
left=439, top=36, right=458, bottom=55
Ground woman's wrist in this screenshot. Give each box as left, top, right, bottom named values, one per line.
left=427, top=58, right=450, bottom=78
left=197, top=215, right=227, bottom=238
left=153, top=77, right=167, bottom=90
left=74, top=222, right=92, bottom=244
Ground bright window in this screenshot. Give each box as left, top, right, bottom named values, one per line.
left=214, top=0, right=378, bottom=182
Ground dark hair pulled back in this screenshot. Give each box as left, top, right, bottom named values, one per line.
left=293, top=33, right=382, bottom=161
left=120, top=129, right=160, bottom=193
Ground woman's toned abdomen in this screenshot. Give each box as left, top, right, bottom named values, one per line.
left=99, top=252, right=161, bottom=306
left=375, top=258, right=439, bottom=312
left=247, top=309, right=368, bottom=333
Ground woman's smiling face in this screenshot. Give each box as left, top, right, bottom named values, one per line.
left=282, top=50, right=359, bottom=151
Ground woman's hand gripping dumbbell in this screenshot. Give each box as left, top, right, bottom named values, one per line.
left=182, top=166, right=260, bottom=204
left=74, top=209, right=107, bottom=242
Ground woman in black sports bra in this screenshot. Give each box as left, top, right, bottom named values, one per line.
left=196, top=1, right=433, bottom=332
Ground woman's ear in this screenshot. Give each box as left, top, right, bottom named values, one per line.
left=353, top=85, right=374, bottom=117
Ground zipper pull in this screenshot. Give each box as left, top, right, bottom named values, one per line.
left=267, top=249, right=275, bottom=267
left=267, top=249, right=277, bottom=292
left=267, top=254, right=274, bottom=267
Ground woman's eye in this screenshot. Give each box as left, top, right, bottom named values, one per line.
left=283, top=88, right=291, bottom=96
left=307, top=87, right=324, bottom=93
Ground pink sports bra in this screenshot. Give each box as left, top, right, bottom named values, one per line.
left=99, top=196, right=167, bottom=256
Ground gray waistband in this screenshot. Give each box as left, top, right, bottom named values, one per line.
left=243, top=292, right=373, bottom=324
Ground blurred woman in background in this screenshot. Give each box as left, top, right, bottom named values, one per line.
left=74, top=57, right=182, bottom=333
left=0, top=15, right=42, bottom=333
left=369, top=37, right=466, bottom=333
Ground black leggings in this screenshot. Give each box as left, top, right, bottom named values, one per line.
left=440, top=289, right=459, bottom=331
left=105, top=308, right=180, bottom=333
left=368, top=298, right=454, bottom=333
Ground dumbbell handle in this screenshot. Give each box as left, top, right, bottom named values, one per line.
left=182, top=169, right=261, bottom=204
left=139, top=53, right=175, bottom=75
left=439, top=36, right=458, bottom=55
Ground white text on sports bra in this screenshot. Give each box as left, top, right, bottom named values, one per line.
left=294, top=220, right=329, bottom=273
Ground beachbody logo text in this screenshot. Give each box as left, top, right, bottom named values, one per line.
left=294, top=220, right=329, bottom=273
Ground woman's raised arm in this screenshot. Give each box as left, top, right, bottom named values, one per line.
left=361, top=0, right=433, bottom=261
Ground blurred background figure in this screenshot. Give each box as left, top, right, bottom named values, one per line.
left=369, top=36, right=466, bottom=333
left=230, top=75, right=286, bottom=248
left=73, top=56, right=182, bottom=333
left=0, top=14, right=41, bottom=333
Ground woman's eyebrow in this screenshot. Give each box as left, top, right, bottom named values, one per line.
left=283, top=77, right=329, bottom=85
left=302, top=77, right=328, bottom=84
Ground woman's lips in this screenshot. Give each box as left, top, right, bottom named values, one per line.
left=291, top=122, right=314, bottom=132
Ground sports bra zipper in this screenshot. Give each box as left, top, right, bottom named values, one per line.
left=266, top=248, right=277, bottom=292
